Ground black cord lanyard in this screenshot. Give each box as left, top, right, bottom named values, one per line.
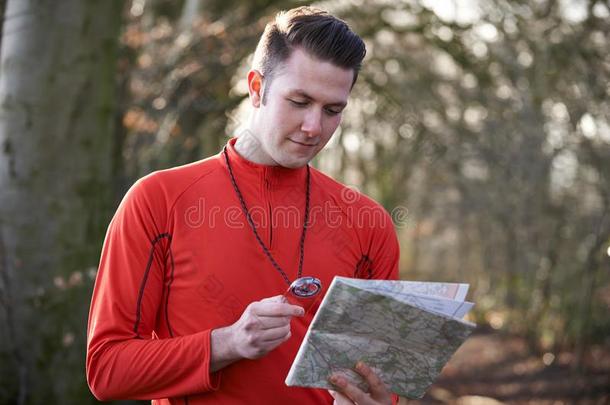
left=222, top=146, right=311, bottom=286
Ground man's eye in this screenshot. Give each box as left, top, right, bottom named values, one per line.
left=289, top=99, right=308, bottom=107
left=325, top=108, right=341, bottom=116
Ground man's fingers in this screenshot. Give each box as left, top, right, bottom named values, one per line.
left=354, top=362, right=390, bottom=398
left=260, top=324, right=291, bottom=341
left=328, top=390, right=351, bottom=405
left=329, top=375, right=370, bottom=404
left=252, top=302, right=304, bottom=317
left=259, top=294, right=286, bottom=303
left=329, top=364, right=392, bottom=405
left=261, top=330, right=292, bottom=346
left=259, top=316, right=291, bottom=329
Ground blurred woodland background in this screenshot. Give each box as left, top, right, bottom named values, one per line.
left=0, top=0, right=608, bottom=404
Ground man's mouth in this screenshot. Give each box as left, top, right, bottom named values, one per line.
left=290, top=139, right=318, bottom=147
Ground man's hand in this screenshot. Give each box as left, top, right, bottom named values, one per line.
left=210, top=295, right=304, bottom=371
left=328, top=362, right=392, bottom=405
left=228, top=295, right=304, bottom=359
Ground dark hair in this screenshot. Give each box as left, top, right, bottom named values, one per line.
left=252, top=6, right=366, bottom=103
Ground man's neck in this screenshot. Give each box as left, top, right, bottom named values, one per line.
left=234, top=131, right=279, bottom=166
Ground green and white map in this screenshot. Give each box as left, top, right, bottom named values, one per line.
left=285, top=277, right=476, bottom=399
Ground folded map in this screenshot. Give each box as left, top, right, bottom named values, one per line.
left=285, top=276, right=476, bottom=399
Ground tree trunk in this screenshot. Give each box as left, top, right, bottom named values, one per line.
left=0, top=0, right=121, bottom=402
left=0, top=0, right=6, bottom=53
left=179, top=0, right=205, bottom=31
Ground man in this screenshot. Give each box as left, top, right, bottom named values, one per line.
left=87, top=6, right=399, bottom=405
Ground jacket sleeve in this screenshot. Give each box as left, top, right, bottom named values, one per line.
left=86, top=175, right=220, bottom=401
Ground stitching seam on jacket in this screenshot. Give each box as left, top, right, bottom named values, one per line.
left=133, top=232, right=172, bottom=337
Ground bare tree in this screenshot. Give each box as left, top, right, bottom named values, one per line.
left=0, top=0, right=121, bottom=402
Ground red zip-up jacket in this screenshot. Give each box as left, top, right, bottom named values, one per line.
left=86, top=138, right=399, bottom=404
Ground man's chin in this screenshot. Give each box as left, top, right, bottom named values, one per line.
left=281, top=160, right=309, bottom=169
left=277, top=155, right=311, bottom=169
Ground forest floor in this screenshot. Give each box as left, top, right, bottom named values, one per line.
left=402, top=330, right=610, bottom=405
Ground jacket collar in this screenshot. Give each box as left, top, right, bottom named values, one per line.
left=220, top=137, right=309, bottom=187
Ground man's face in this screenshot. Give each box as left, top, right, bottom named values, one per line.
left=247, top=48, right=354, bottom=168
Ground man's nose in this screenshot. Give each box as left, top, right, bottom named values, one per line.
left=301, top=108, right=322, bottom=138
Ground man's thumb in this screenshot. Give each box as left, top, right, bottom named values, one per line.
left=260, top=294, right=287, bottom=303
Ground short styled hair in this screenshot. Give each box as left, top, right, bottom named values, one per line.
left=252, top=6, right=366, bottom=103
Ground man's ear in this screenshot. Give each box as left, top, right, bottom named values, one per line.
left=247, top=70, right=264, bottom=108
